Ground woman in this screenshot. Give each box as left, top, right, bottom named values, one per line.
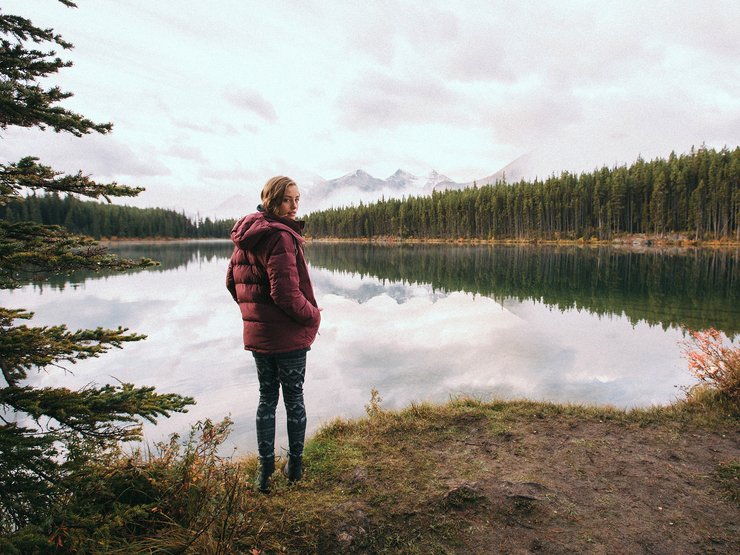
left=226, top=176, right=321, bottom=493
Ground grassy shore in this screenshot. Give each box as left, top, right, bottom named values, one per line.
left=9, top=392, right=734, bottom=553
left=96, top=234, right=740, bottom=249
left=61, top=392, right=735, bottom=554
left=235, top=395, right=738, bottom=554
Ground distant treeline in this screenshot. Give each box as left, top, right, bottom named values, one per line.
left=0, top=192, right=236, bottom=239
left=27, top=241, right=234, bottom=292
left=305, top=146, right=739, bottom=241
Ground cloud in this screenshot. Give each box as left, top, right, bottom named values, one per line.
left=484, top=85, right=582, bottom=145
left=1, top=128, right=171, bottom=179
left=164, top=144, right=207, bottom=162
left=337, top=71, right=470, bottom=130
left=444, top=35, right=513, bottom=83
left=4, top=0, right=737, bottom=214
left=173, top=117, right=240, bottom=136
left=198, top=165, right=260, bottom=183
left=341, top=1, right=460, bottom=66
left=223, top=86, right=278, bottom=123
left=647, top=3, right=740, bottom=60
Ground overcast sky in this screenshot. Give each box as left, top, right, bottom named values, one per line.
left=2, top=0, right=738, bottom=215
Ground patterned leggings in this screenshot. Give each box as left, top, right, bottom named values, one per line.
left=252, top=351, right=307, bottom=460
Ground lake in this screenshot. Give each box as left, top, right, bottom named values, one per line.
left=6, top=241, right=738, bottom=456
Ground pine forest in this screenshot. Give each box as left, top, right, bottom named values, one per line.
left=305, top=146, right=739, bottom=243
left=0, top=187, right=235, bottom=239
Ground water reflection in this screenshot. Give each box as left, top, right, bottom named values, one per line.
left=308, top=268, right=694, bottom=410
left=6, top=241, right=738, bottom=454
left=29, top=240, right=233, bottom=292
left=305, top=242, right=739, bottom=337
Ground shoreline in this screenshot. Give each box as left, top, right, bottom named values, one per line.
left=98, top=234, right=740, bottom=250
left=98, top=237, right=232, bottom=245
left=306, top=234, right=740, bottom=252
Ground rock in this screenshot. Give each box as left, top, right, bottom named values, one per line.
left=501, top=481, right=549, bottom=501
left=347, top=466, right=368, bottom=486
left=443, top=482, right=486, bottom=508
left=331, top=501, right=370, bottom=549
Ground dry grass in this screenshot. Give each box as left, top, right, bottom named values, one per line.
left=10, top=394, right=736, bottom=553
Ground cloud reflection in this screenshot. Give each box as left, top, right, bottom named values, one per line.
left=308, top=266, right=692, bottom=424
left=9, top=245, right=696, bottom=456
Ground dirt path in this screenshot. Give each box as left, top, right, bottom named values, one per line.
left=289, top=405, right=740, bottom=554
left=426, top=415, right=739, bottom=554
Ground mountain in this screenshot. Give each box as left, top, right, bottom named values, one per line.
left=209, top=169, right=472, bottom=218
left=383, top=169, right=460, bottom=194
left=467, top=149, right=596, bottom=187
left=311, top=169, right=387, bottom=196
left=212, top=194, right=253, bottom=220
left=303, top=169, right=470, bottom=211
left=386, top=169, right=419, bottom=190
left=465, top=152, right=534, bottom=187
left=208, top=155, right=541, bottom=218
left=421, top=170, right=460, bottom=194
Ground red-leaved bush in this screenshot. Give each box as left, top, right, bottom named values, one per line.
left=682, top=328, right=740, bottom=403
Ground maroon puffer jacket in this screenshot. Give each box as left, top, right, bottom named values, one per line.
left=226, top=209, right=321, bottom=354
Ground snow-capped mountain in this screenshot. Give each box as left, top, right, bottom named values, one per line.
left=463, top=153, right=533, bottom=187
left=210, top=169, right=466, bottom=218
left=303, top=169, right=469, bottom=212
left=208, top=154, right=541, bottom=219
left=311, top=169, right=387, bottom=196
left=386, top=169, right=419, bottom=190
left=421, top=170, right=459, bottom=194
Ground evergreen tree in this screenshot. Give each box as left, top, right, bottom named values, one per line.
left=0, top=1, right=193, bottom=542
left=305, top=147, right=738, bottom=242
left=0, top=191, right=236, bottom=239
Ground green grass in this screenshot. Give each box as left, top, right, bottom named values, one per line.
left=5, top=393, right=737, bottom=553
left=715, top=460, right=740, bottom=504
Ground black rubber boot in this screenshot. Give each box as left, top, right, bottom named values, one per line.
left=282, top=453, right=303, bottom=483
left=256, top=456, right=275, bottom=493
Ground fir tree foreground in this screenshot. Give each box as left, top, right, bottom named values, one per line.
left=0, top=1, right=193, bottom=548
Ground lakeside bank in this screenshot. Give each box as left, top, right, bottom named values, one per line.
left=57, top=394, right=738, bottom=554
left=306, top=233, right=740, bottom=250
left=232, top=395, right=739, bottom=554
left=98, top=233, right=740, bottom=249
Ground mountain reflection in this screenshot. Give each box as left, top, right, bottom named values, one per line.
left=304, top=243, right=738, bottom=337
left=27, top=240, right=738, bottom=337
left=12, top=240, right=739, bottom=440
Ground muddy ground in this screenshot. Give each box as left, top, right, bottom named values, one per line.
left=296, top=407, right=739, bottom=554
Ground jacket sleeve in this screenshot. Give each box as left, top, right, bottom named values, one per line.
left=226, top=257, right=238, bottom=302
left=266, top=232, right=320, bottom=324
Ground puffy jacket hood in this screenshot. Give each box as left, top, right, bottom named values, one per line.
left=231, top=209, right=305, bottom=251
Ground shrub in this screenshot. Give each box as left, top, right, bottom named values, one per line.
left=6, top=418, right=259, bottom=553
left=681, top=328, right=740, bottom=404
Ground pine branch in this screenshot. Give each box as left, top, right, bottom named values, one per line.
left=0, top=2, right=200, bottom=539
left=0, top=81, right=112, bottom=135
left=0, top=422, right=60, bottom=530
left=1, top=157, right=144, bottom=204
left=0, top=306, right=148, bottom=385
left=0, top=41, right=72, bottom=81
left=0, top=5, right=109, bottom=135
left=1, top=384, right=193, bottom=441
left=0, top=220, right=157, bottom=289
left=0, top=12, right=73, bottom=49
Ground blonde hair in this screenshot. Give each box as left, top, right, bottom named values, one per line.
left=260, top=176, right=297, bottom=216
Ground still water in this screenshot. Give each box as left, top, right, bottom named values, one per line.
left=6, top=241, right=738, bottom=455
